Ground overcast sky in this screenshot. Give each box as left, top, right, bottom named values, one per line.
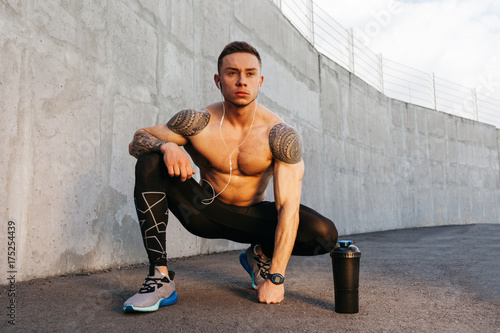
left=313, top=0, right=500, bottom=98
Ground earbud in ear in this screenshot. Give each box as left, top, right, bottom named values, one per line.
left=218, top=82, right=221, bottom=89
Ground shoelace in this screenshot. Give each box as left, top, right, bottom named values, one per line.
left=139, top=276, right=169, bottom=294
left=255, top=255, right=271, bottom=279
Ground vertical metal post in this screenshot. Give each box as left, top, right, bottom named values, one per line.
left=309, top=0, right=315, bottom=45
left=430, top=72, right=437, bottom=110
left=377, top=54, right=384, bottom=93
left=348, top=28, right=355, bottom=74
left=471, top=88, right=479, bottom=121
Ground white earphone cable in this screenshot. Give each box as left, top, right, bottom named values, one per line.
left=201, top=94, right=257, bottom=205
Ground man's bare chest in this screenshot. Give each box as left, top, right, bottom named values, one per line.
left=188, top=129, right=272, bottom=176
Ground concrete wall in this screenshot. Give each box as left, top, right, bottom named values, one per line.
left=1, top=0, right=499, bottom=283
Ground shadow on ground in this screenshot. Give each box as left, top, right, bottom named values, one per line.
left=1, top=224, right=499, bottom=332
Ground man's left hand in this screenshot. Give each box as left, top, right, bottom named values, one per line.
left=256, top=279, right=284, bottom=304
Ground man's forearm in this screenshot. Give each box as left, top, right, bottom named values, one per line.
left=270, top=207, right=300, bottom=276
left=129, top=129, right=168, bottom=158
left=270, top=160, right=304, bottom=277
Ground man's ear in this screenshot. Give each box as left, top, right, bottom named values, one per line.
left=214, top=74, right=221, bottom=90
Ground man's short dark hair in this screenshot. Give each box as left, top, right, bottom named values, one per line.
left=217, top=41, right=262, bottom=74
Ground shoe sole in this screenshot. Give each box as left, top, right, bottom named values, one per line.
left=123, top=291, right=178, bottom=312
left=239, top=251, right=257, bottom=289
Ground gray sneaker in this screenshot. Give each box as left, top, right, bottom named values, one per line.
left=123, top=267, right=178, bottom=312
left=239, top=246, right=271, bottom=289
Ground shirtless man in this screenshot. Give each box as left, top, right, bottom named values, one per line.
left=123, top=41, right=338, bottom=312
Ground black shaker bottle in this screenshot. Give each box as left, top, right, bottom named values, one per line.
left=331, top=240, right=361, bottom=313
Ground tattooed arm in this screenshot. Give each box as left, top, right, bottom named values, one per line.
left=129, top=109, right=211, bottom=181
left=269, top=123, right=303, bottom=164
left=129, top=109, right=211, bottom=157
left=129, top=129, right=169, bottom=158
left=256, top=123, right=304, bottom=304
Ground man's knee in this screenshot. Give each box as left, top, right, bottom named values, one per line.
left=314, top=217, right=338, bottom=253
left=135, top=153, right=165, bottom=187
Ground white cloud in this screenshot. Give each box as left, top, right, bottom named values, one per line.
left=314, top=0, right=500, bottom=90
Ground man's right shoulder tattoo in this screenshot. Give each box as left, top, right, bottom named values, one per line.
left=167, top=109, right=210, bottom=136
left=269, top=123, right=303, bottom=164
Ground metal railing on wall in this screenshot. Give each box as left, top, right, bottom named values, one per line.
left=271, top=0, right=500, bottom=128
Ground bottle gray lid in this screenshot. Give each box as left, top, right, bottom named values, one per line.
left=331, top=240, right=361, bottom=258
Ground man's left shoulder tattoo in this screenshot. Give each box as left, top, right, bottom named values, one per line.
left=269, top=123, right=303, bottom=164
left=167, top=109, right=210, bottom=136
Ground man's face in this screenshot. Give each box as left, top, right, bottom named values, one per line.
left=217, top=52, right=263, bottom=107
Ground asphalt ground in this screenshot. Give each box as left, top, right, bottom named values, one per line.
left=2, top=224, right=499, bottom=332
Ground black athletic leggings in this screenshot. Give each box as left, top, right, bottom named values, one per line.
left=134, top=153, right=338, bottom=268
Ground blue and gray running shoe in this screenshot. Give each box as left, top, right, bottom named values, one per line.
left=239, top=246, right=271, bottom=289
left=123, top=267, right=178, bottom=312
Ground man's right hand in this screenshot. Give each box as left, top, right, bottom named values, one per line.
left=161, top=142, right=196, bottom=181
